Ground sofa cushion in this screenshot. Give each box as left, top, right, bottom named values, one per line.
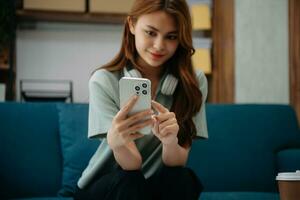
left=56, top=104, right=100, bottom=196
left=188, top=104, right=300, bottom=192
left=0, top=102, right=62, bottom=199
left=200, top=192, right=279, bottom=200
left=276, top=148, right=300, bottom=172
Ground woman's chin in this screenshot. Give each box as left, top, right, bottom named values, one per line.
left=145, top=59, right=165, bottom=68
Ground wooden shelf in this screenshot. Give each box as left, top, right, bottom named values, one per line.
left=16, top=10, right=127, bottom=24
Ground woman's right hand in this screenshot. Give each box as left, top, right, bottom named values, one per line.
left=107, top=95, right=154, bottom=150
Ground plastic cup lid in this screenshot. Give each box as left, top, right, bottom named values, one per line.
left=276, top=170, right=300, bottom=181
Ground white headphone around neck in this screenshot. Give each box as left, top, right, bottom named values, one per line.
left=123, top=67, right=178, bottom=95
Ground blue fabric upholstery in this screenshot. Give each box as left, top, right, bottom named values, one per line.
left=56, top=104, right=100, bottom=196
left=187, top=104, right=300, bottom=192
left=276, top=148, right=300, bottom=172
left=0, top=102, right=62, bottom=199
left=200, top=192, right=280, bottom=200
left=0, top=102, right=299, bottom=200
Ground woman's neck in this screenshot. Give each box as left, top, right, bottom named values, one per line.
left=135, top=58, right=163, bottom=81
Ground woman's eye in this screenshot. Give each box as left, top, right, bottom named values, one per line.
left=167, top=35, right=178, bottom=40
left=145, top=30, right=155, bottom=37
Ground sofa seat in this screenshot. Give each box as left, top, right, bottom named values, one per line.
left=8, top=193, right=280, bottom=200
left=200, top=192, right=279, bottom=200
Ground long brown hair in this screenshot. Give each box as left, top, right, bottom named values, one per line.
left=101, top=0, right=202, bottom=147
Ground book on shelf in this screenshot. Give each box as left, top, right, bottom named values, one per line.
left=191, top=4, right=211, bottom=30
left=192, top=48, right=211, bottom=74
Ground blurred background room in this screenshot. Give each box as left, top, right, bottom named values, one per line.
left=0, top=0, right=298, bottom=122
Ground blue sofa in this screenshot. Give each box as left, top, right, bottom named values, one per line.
left=0, top=102, right=300, bottom=200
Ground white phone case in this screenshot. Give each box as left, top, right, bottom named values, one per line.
left=119, top=77, right=152, bottom=135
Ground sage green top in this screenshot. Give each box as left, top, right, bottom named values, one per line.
left=77, top=68, right=208, bottom=189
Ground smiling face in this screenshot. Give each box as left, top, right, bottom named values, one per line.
left=129, top=11, right=179, bottom=69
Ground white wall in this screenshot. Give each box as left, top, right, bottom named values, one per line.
left=0, top=83, right=5, bottom=102
left=235, top=0, right=289, bottom=104
left=17, top=22, right=123, bottom=102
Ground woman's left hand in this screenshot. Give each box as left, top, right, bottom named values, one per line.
left=151, top=100, right=179, bottom=145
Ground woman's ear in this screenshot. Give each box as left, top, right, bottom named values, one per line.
left=127, top=16, right=135, bottom=35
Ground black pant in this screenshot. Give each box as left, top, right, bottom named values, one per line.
left=74, top=165, right=203, bottom=200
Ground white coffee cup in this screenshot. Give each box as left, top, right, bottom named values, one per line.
left=276, top=170, right=300, bottom=200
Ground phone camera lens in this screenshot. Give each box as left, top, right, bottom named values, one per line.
left=142, top=83, right=147, bottom=88
left=135, top=86, right=140, bottom=91
left=142, top=90, right=147, bottom=95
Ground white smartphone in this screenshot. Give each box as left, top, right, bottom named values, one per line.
left=119, top=77, right=152, bottom=135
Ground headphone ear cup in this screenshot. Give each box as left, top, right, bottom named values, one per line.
left=161, top=74, right=178, bottom=95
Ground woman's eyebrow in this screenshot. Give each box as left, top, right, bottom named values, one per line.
left=146, top=25, right=178, bottom=34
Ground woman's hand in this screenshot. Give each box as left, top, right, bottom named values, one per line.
left=151, top=100, right=179, bottom=145
left=152, top=100, right=190, bottom=166
left=107, top=95, right=154, bottom=150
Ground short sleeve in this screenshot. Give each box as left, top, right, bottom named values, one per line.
left=193, top=70, right=209, bottom=139
left=88, top=70, right=120, bottom=139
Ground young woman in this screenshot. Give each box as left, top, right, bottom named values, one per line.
left=75, top=0, right=208, bottom=199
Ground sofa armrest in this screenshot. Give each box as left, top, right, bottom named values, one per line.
left=276, top=148, right=300, bottom=172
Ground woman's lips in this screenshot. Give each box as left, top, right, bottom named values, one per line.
left=150, top=52, right=164, bottom=60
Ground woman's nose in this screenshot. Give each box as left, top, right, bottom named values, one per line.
left=153, top=37, right=165, bottom=51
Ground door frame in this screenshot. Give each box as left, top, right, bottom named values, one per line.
left=289, top=0, right=300, bottom=123
left=211, top=0, right=235, bottom=103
